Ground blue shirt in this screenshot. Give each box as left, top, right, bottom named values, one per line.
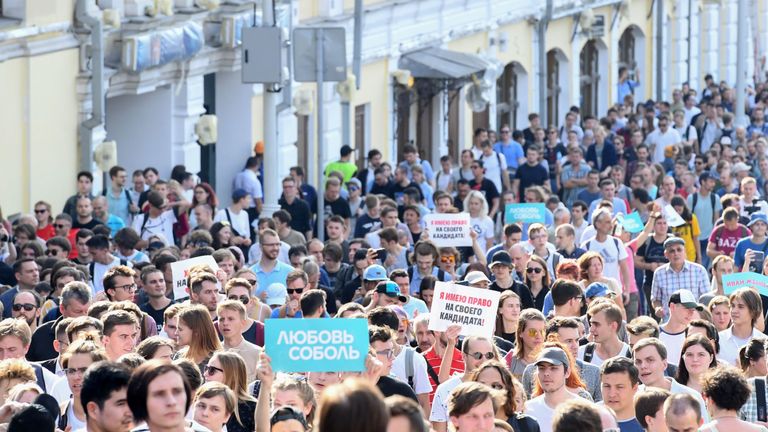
left=617, top=79, right=638, bottom=104
left=270, top=308, right=303, bottom=319
left=494, top=141, right=525, bottom=170
left=409, top=266, right=452, bottom=295
left=617, top=418, right=644, bottom=432
left=105, top=188, right=132, bottom=224
left=250, top=261, right=294, bottom=296
left=733, top=237, right=768, bottom=270
left=103, top=214, right=126, bottom=238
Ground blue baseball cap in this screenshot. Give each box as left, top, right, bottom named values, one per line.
left=585, top=282, right=615, bottom=299
left=748, top=213, right=768, bottom=228
left=375, top=281, right=407, bottom=303
left=363, top=264, right=388, bottom=281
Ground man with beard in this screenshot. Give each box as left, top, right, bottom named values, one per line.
left=11, top=291, right=41, bottom=333
left=81, top=362, right=134, bottom=432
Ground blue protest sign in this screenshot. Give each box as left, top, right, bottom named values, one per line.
left=722, top=272, right=768, bottom=297
left=265, top=318, right=369, bottom=372
left=619, top=212, right=644, bottom=233
left=505, top=203, right=546, bottom=224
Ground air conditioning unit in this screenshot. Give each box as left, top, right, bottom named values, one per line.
left=124, top=0, right=154, bottom=16
left=93, top=141, right=118, bottom=172
left=581, top=10, right=605, bottom=38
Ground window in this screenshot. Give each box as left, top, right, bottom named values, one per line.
left=496, top=63, right=520, bottom=130
left=546, top=50, right=561, bottom=127
left=354, top=104, right=369, bottom=168
left=296, top=114, right=310, bottom=175
left=580, top=40, right=600, bottom=118
left=619, top=29, right=637, bottom=80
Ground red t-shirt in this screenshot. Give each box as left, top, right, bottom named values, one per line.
left=422, top=347, right=465, bottom=403
left=708, top=224, right=750, bottom=257
left=36, top=225, right=55, bottom=241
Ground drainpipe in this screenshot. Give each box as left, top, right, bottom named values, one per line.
left=538, top=0, right=553, bottom=126
left=655, top=0, right=663, bottom=101
left=75, top=0, right=104, bottom=173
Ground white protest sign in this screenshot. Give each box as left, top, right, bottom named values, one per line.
left=428, top=281, right=500, bottom=337
left=662, top=204, right=686, bottom=227
left=424, top=213, right=472, bottom=247
left=171, top=255, right=220, bottom=300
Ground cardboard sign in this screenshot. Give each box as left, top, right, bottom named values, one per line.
left=505, top=203, right=546, bottom=224
left=424, top=213, right=472, bottom=247
left=619, top=212, right=645, bottom=234
left=722, top=272, right=768, bottom=297
left=171, top=256, right=220, bottom=300
left=662, top=205, right=686, bottom=227
left=428, top=282, right=500, bottom=337
left=265, top=318, right=369, bottom=372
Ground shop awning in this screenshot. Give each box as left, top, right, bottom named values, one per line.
left=398, top=47, right=489, bottom=80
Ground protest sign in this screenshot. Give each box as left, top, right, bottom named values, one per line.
left=618, top=212, right=644, bottom=233
left=424, top=213, right=472, bottom=247
left=428, top=281, right=500, bottom=337
left=722, top=272, right=768, bottom=297
left=505, top=203, right=546, bottom=224
left=171, top=255, right=220, bottom=300
left=662, top=204, right=686, bottom=227
left=265, top=318, right=369, bottom=372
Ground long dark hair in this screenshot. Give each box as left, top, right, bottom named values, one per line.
left=676, top=334, right=717, bottom=386
left=670, top=196, right=692, bottom=223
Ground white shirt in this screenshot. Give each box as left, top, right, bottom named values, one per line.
left=683, top=106, right=701, bottom=126
left=51, top=375, right=72, bottom=405
left=131, top=210, right=177, bottom=243
left=470, top=216, right=495, bottom=252
left=92, top=256, right=132, bottom=294
left=214, top=207, right=251, bottom=239
left=659, top=327, right=686, bottom=366
left=646, top=127, right=682, bottom=163
left=718, top=327, right=765, bottom=366
left=524, top=396, right=557, bottom=432
left=577, top=342, right=631, bottom=367
left=429, top=375, right=463, bottom=423
left=583, top=235, right=628, bottom=281
left=639, top=379, right=710, bottom=422
left=402, top=297, right=429, bottom=319
left=480, top=151, right=508, bottom=194
left=391, top=346, right=431, bottom=396
left=233, top=169, right=264, bottom=204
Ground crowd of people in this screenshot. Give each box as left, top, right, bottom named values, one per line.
left=4, top=73, right=768, bottom=432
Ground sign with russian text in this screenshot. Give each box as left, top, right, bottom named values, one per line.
left=619, top=211, right=644, bottom=234
left=428, top=282, right=500, bottom=337
left=722, top=272, right=768, bottom=297
left=662, top=204, right=686, bottom=228
left=265, top=318, right=369, bottom=372
left=424, top=213, right=472, bottom=247
left=505, top=203, right=546, bottom=224
left=171, top=255, right=220, bottom=300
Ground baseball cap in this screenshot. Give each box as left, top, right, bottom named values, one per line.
left=748, top=212, right=768, bottom=227
left=585, top=282, right=615, bottom=299
left=489, top=251, right=513, bottom=268
left=535, top=347, right=569, bottom=369
left=375, top=281, right=407, bottom=303
left=669, top=289, right=703, bottom=310
left=265, top=283, right=288, bottom=306
left=340, top=145, right=354, bottom=157
left=363, top=264, right=388, bottom=281
left=347, top=178, right=362, bottom=190
left=663, top=237, right=686, bottom=250
left=733, top=162, right=751, bottom=173
left=232, top=188, right=249, bottom=202
left=465, top=271, right=491, bottom=286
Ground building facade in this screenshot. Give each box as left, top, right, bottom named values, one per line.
left=1, top=0, right=767, bottom=216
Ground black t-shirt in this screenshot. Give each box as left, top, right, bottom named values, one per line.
left=73, top=218, right=104, bottom=230
left=376, top=375, right=418, bottom=401
left=489, top=280, right=536, bottom=310
left=354, top=214, right=380, bottom=238
left=636, top=236, right=669, bottom=288
left=392, top=181, right=422, bottom=206
left=140, top=302, right=169, bottom=332
left=370, top=181, right=395, bottom=200
left=468, top=178, right=500, bottom=203
left=453, top=195, right=465, bottom=212
left=515, top=163, right=549, bottom=193
left=279, top=197, right=312, bottom=234
left=324, top=197, right=351, bottom=220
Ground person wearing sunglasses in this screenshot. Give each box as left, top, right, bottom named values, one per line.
left=431, top=334, right=499, bottom=432
left=523, top=255, right=552, bottom=311
left=506, top=309, right=546, bottom=380
left=11, top=291, right=40, bottom=333
left=202, top=351, right=257, bottom=432
left=368, top=325, right=418, bottom=402
left=44, top=236, right=71, bottom=261
left=271, top=270, right=309, bottom=319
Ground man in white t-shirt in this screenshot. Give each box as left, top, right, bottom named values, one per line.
left=578, top=301, right=631, bottom=367
left=479, top=140, right=509, bottom=194
left=131, top=191, right=178, bottom=245
left=645, top=113, right=682, bottom=164
left=524, top=347, right=582, bottom=432
left=659, top=290, right=699, bottom=366
left=583, top=208, right=631, bottom=302
left=214, top=188, right=253, bottom=247
left=86, top=234, right=131, bottom=294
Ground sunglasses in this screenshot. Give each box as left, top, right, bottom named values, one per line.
left=287, top=287, right=305, bottom=295
left=204, top=365, right=224, bottom=375
left=54, top=224, right=67, bottom=229
left=526, top=267, right=544, bottom=274
left=440, top=255, right=456, bottom=264
left=526, top=328, right=546, bottom=338
left=45, top=250, right=61, bottom=256
left=12, top=304, right=35, bottom=312
left=468, top=352, right=495, bottom=361
left=229, top=295, right=250, bottom=305
left=34, top=209, right=47, bottom=214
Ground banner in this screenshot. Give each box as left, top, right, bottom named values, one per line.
left=722, top=272, right=768, bottom=297
left=265, top=318, right=369, bottom=372
left=424, top=213, right=472, bottom=247
left=505, top=203, right=546, bottom=224
left=618, top=211, right=645, bottom=233
left=171, top=255, right=220, bottom=300
left=662, top=204, right=686, bottom=228
left=428, top=282, right=500, bottom=337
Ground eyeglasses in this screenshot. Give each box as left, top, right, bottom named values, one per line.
left=348, top=186, right=360, bottom=191
left=54, top=224, right=67, bottom=229
left=65, top=367, right=88, bottom=376
left=114, top=283, right=137, bottom=293
left=12, top=304, right=36, bottom=312
left=526, top=328, right=546, bottom=338
left=204, top=365, right=224, bottom=375
left=376, top=349, right=395, bottom=359
left=440, top=255, right=456, bottom=264
left=468, top=352, right=495, bottom=361
left=288, top=286, right=306, bottom=295
left=229, top=295, right=250, bottom=305
left=526, top=267, right=544, bottom=274
left=34, top=209, right=47, bottom=214
left=45, top=250, right=61, bottom=256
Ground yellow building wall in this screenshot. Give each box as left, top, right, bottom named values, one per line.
left=350, top=58, right=391, bottom=160
left=27, top=0, right=74, bottom=26
left=545, top=16, right=573, bottom=61
left=497, top=20, right=535, bottom=126
left=0, top=47, right=80, bottom=216
left=617, top=0, right=655, bottom=101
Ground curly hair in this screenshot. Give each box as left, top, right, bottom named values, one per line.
left=701, top=366, right=752, bottom=411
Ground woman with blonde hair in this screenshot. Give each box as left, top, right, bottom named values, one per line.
left=505, top=309, right=546, bottom=379
left=203, top=351, right=256, bottom=432
left=0, top=359, right=35, bottom=405
left=463, top=190, right=495, bottom=252
left=174, top=305, right=223, bottom=372
left=193, top=381, right=237, bottom=432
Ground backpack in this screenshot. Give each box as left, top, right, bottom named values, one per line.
left=405, top=346, right=415, bottom=389
left=757, top=377, right=767, bottom=422
left=691, top=192, right=717, bottom=224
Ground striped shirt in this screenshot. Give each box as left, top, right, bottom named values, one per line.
left=650, top=261, right=710, bottom=317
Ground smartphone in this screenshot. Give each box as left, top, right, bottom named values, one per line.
left=374, top=248, right=387, bottom=262
left=750, top=250, right=765, bottom=273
